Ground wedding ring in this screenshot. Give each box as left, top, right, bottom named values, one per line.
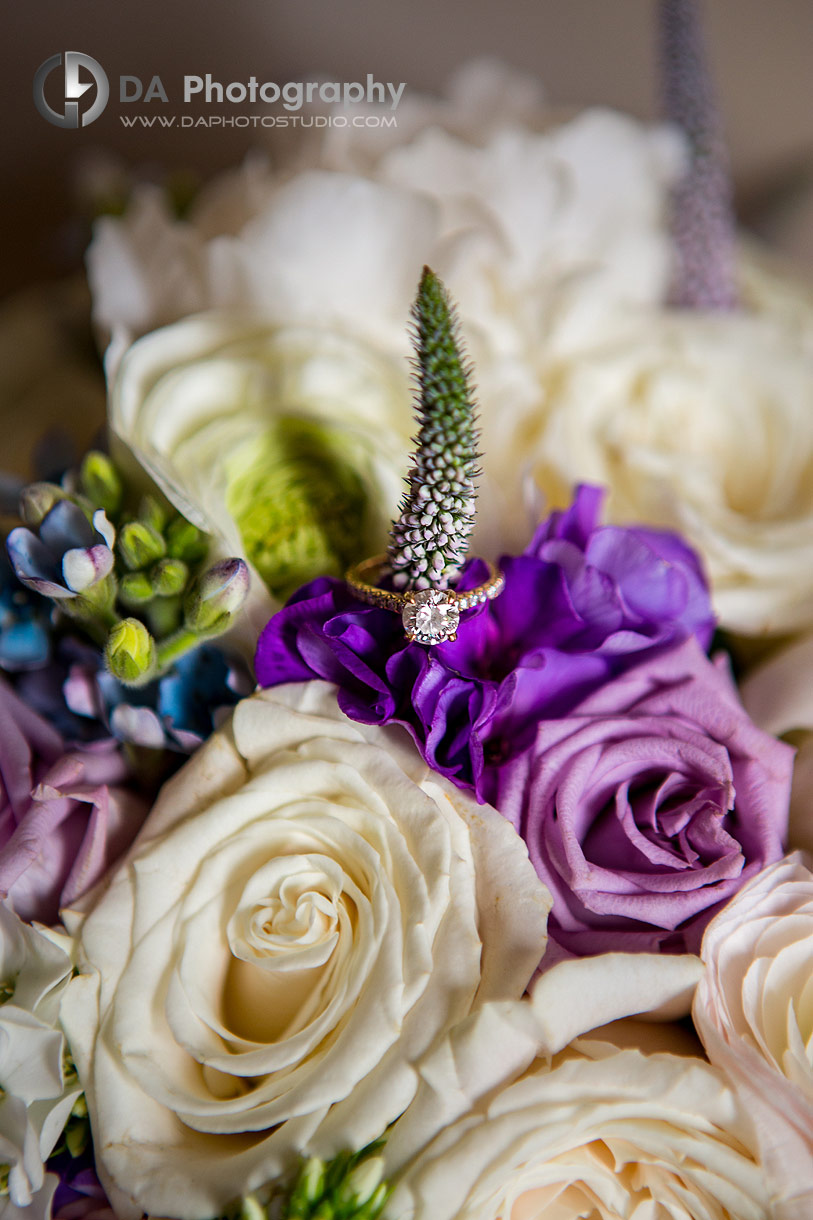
left=345, top=554, right=504, bottom=645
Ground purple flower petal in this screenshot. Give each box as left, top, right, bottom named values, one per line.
left=0, top=679, right=148, bottom=923
left=495, top=639, right=791, bottom=956
left=39, top=499, right=97, bottom=552
left=6, top=527, right=67, bottom=596
left=257, top=485, right=717, bottom=802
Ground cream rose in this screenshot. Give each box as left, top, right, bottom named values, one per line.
left=391, top=1036, right=767, bottom=1220
left=740, top=632, right=813, bottom=854
left=521, top=310, right=813, bottom=635
left=60, top=682, right=551, bottom=1220
left=109, top=312, right=414, bottom=640
left=693, top=854, right=813, bottom=1219
left=385, top=951, right=705, bottom=1177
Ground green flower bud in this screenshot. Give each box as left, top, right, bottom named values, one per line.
left=80, top=451, right=123, bottom=515
left=184, top=558, right=249, bottom=635
left=292, top=1157, right=326, bottom=1213
left=361, top=1183, right=390, bottom=1220
left=118, top=571, right=154, bottom=607
left=19, top=482, right=66, bottom=527
left=105, top=618, right=157, bottom=685
left=66, top=1123, right=88, bottom=1158
left=139, top=494, right=170, bottom=534
left=238, top=1196, right=267, bottom=1220
left=118, top=521, right=167, bottom=571
left=338, top=1158, right=385, bottom=1212
left=151, top=557, right=189, bottom=598
left=165, top=516, right=210, bottom=563
left=147, top=594, right=182, bottom=638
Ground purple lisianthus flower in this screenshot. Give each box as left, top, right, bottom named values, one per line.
left=256, top=486, right=715, bottom=798
left=495, top=638, right=791, bottom=957
left=0, top=677, right=148, bottom=923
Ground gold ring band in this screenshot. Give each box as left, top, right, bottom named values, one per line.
left=345, top=555, right=504, bottom=645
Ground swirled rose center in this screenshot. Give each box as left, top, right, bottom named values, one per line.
left=223, top=853, right=359, bottom=1042
left=247, top=883, right=339, bottom=955
left=581, top=770, right=733, bottom=875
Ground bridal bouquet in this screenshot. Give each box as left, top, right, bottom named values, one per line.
left=3, top=4, right=813, bottom=1219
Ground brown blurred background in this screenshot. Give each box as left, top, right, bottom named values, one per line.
left=3, top=0, right=813, bottom=296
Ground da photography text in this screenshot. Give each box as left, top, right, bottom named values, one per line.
left=34, top=53, right=407, bottom=130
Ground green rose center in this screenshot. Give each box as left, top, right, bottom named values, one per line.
left=225, top=418, right=370, bottom=599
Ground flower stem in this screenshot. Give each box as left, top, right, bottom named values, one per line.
left=154, top=627, right=202, bottom=673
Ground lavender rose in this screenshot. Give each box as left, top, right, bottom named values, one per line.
left=0, top=677, right=148, bottom=923
left=495, top=638, right=791, bottom=956
left=256, top=485, right=714, bottom=799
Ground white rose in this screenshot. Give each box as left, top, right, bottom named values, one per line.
left=60, top=682, right=551, bottom=1220
left=109, top=312, right=415, bottom=640
left=740, top=632, right=813, bottom=854
left=311, top=59, right=553, bottom=174
left=391, top=1033, right=766, bottom=1220
left=92, top=64, right=682, bottom=561
left=386, top=951, right=704, bottom=1174
left=88, top=59, right=550, bottom=352
left=521, top=310, right=813, bottom=635
left=106, top=85, right=682, bottom=595
left=0, top=907, right=79, bottom=1214
left=89, top=63, right=680, bottom=363
left=739, top=240, right=813, bottom=342
left=694, top=854, right=813, bottom=1219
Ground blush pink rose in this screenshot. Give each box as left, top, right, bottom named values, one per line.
left=694, top=854, right=813, bottom=1220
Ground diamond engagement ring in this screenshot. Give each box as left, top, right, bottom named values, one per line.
left=345, top=555, right=505, bottom=646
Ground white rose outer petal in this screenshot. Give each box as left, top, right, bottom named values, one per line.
left=694, top=854, right=813, bottom=1218
left=60, top=682, right=551, bottom=1220
left=385, top=952, right=705, bottom=1177
left=740, top=634, right=813, bottom=856
left=393, top=1043, right=767, bottom=1220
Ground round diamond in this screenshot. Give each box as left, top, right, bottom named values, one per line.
left=402, top=589, right=460, bottom=645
